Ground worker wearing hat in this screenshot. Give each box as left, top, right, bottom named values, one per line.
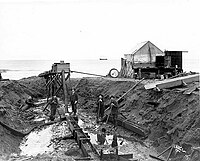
left=70, top=88, right=78, bottom=115
left=49, top=95, right=59, bottom=121
left=109, top=96, right=119, bottom=128
left=96, top=94, right=105, bottom=122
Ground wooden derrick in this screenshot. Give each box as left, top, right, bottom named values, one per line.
left=39, top=61, right=71, bottom=112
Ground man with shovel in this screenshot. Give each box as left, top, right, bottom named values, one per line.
left=49, top=95, right=59, bottom=121
left=70, top=88, right=78, bottom=116
left=109, top=96, right=119, bottom=128
left=96, top=94, right=105, bottom=123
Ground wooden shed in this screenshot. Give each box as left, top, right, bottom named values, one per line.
left=120, top=41, right=183, bottom=79
left=124, top=41, right=164, bottom=68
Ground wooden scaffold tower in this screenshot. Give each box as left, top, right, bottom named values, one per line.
left=39, top=61, right=71, bottom=112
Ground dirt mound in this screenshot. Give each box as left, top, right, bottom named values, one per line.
left=0, top=76, right=46, bottom=158
left=0, top=75, right=199, bottom=160
left=76, top=77, right=200, bottom=159
left=0, top=76, right=80, bottom=159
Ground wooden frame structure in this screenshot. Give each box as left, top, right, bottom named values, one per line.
left=67, top=115, right=133, bottom=161
left=120, top=41, right=185, bottom=79
left=39, top=61, right=71, bottom=112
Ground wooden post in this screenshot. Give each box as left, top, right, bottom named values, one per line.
left=62, top=70, right=68, bottom=112
left=52, top=81, right=55, bottom=96
left=68, top=72, right=72, bottom=91
left=158, top=69, right=160, bottom=79
left=138, top=68, right=142, bottom=79
left=46, top=76, right=50, bottom=103
left=132, top=68, right=135, bottom=78
left=48, top=76, right=51, bottom=98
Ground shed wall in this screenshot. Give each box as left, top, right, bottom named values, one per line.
left=133, top=42, right=164, bottom=64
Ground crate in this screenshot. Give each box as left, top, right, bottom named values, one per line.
left=52, top=62, right=70, bottom=72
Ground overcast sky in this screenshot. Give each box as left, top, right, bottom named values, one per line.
left=0, top=0, right=199, bottom=61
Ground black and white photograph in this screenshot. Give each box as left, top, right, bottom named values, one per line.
left=0, top=0, right=199, bottom=160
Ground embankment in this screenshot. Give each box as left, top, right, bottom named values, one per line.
left=0, top=76, right=46, bottom=158
left=76, top=77, right=200, bottom=159
left=0, top=76, right=199, bottom=160
left=0, top=76, right=80, bottom=159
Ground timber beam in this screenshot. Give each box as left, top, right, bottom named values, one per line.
left=67, top=116, right=100, bottom=159
left=145, top=74, right=199, bottom=90
left=106, top=115, right=148, bottom=138
left=67, top=116, right=135, bottom=161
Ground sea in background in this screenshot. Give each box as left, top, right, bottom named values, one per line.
left=0, top=58, right=199, bottom=80
left=0, top=59, right=121, bottom=80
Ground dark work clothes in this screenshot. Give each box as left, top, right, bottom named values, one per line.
left=50, top=97, right=59, bottom=121
left=70, top=92, right=78, bottom=103
left=111, top=134, right=118, bottom=148
left=110, top=99, right=119, bottom=127
left=110, top=100, right=118, bottom=114
left=70, top=92, right=78, bottom=115
left=111, top=134, right=118, bottom=156
left=96, top=98, right=105, bottom=119
left=25, top=98, right=34, bottom=107
left=71, top=103, right=77, bottom=115
left=97, top=133, right=106, bottom=145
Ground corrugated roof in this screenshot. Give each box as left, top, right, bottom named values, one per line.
left=128, top=41, right=149, bottom=55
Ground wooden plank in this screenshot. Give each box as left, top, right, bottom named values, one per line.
left=118, top=154, right=133, bottom=159
left=0, top=119, right=59, bottom=137
left=79, top=141, right=89, bottom=157
left=149, top=155, right=165, bottom=161
left=74, top=157, right=91, bottom=160
left=102, top=154, right=135, bottom=161
left=110, top=116, right=147, bottom=137
left=67, top=116, right=136, bottom=160
left=156, top=80, right=182, bottom=89
left=45, top=74, right=58, bottom=87
left=183, top=85, right=199, bottom=95
left=123, top=121, right=146, bottom=137
left=117, top=78, right=144, bottom=103
left=71, top=70, right=106, bottom=77
left=0, top=120, right=27, bottom=137
left=0, top=79, right=9, bottom=81
left=119, top=156, right=137, bottom=161
left=67, top=116, right=100, bottom=159
left=145, top=74, right=199, bottom=90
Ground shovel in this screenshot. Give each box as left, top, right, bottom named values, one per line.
left=105, top=105, right=112, bottom=125
left=97, top=101, right=101, bottom=123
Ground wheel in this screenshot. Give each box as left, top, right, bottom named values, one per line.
left=109, top=68, right=119, bottom=78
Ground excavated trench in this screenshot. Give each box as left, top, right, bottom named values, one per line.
left=0, top=77, right=199, bottom=161
left=10, top=99, right=158, bottom=161
left=77, top=109, right=159, bottom=160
